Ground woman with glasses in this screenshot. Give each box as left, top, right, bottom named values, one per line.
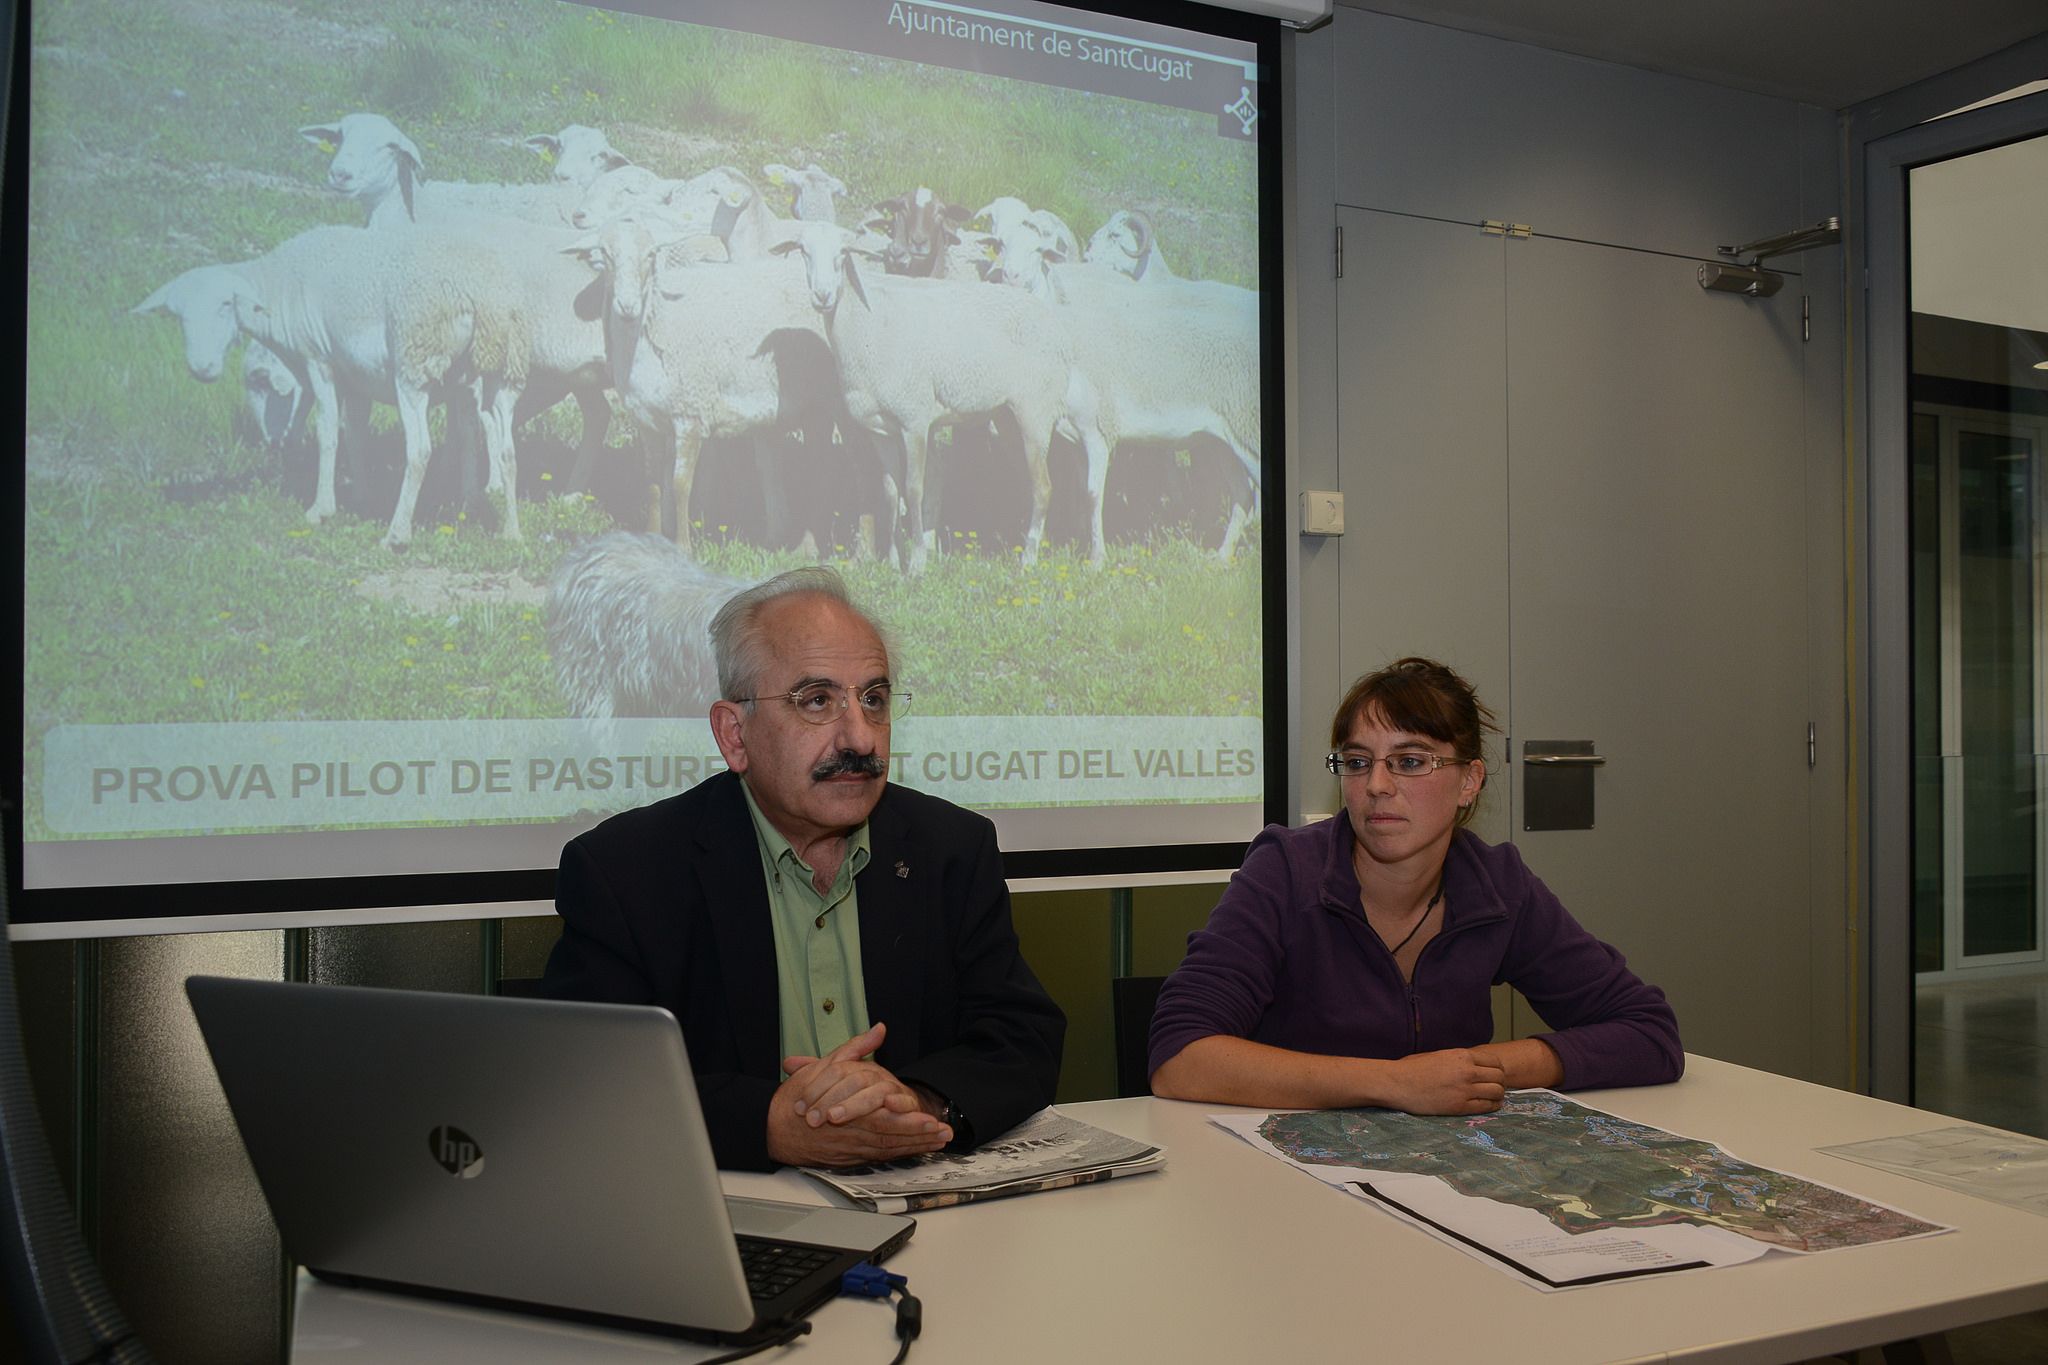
left=1148, top=657, right=1680, bottom=1113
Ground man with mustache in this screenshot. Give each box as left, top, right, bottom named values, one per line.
left=541, top=567, right=1065, bottom=1170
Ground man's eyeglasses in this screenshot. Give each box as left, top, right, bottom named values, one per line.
left=741, top=682, right=911, bottom=726
left=1325, top=751, right=1469, bottom=779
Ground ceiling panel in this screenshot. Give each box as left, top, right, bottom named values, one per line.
left=1338, top=0, right=2048, bottom=108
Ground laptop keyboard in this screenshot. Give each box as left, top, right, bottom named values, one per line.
left=735, top=1237, right=840, bottom=1306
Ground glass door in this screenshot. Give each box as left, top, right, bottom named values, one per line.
left=1904, top=128, right=2048, bottom=1138
left=1912, top=407, right=2047, bottom=976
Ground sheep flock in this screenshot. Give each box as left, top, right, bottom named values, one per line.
left=131, top=109, right=1262, bottom=574
left=101, top=48, right=1261, bottom=718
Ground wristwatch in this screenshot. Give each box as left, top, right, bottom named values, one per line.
left=920, top=1086, right=968, bottom=1145
left=938, top=1096, right=971, bottom=1148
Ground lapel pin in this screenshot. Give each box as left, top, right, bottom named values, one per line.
left=895, top=860, right=909, bottom=879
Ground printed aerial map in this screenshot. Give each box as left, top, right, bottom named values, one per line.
left=1256, top=1092, right=1942, bottom=1252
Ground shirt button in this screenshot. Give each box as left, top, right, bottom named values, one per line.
left=822, top=999, right=836, bottom=1014
left=814, top=914, right=825, bottom=929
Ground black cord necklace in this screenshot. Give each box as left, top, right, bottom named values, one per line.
left=1383, top=881, right=1445, bottom=957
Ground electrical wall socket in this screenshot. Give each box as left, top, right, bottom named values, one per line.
left=1300, top=490, right=1344, bottom=536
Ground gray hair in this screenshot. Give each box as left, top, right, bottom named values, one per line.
left=708, top=566, right=892, bottom=703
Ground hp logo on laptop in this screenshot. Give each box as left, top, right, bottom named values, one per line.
left=429, top=1125, right=486, bottom=1179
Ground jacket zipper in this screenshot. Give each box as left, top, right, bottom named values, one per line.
left=1347, top=891, right=1505, bottom=1053
left=1408, top=944, right=1427, bottom=1049
left=1366, top=910, right=1443, bottom=1052
left=1403, top=906, right=1507, bottom=1049
left=1406, top=929, right=1452, bottom=1051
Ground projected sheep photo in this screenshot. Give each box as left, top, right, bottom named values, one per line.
left=21, top=0, right=1265, bottom=843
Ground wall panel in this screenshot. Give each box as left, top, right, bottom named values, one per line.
left=96, top=931, right=286, bottom=1365
left=1333, top=12, right=1806, bottom=259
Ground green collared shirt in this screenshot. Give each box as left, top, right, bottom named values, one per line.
left=741, top=782, right=872, bottom=1070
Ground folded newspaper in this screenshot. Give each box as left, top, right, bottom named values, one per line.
left=801, top=1107, right=1165, bottom=1212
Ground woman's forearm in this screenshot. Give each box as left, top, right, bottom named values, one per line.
left=1151, top=1035, right=1511, bottom=1115
left=1151, top=1035, right=1395, bottom=1108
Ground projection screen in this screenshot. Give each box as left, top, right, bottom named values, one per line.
left=10, top=0, right=1280, bottom=928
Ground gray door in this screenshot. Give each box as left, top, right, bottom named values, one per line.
left=1336, top=209, right=1820, bottom=1078
left=1505, top=235, right=1815, bottom=1078
left=1334, top=208, right=1513, bottom=846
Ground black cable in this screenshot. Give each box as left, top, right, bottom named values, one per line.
left=887, top=1287, right=922, bottom=1365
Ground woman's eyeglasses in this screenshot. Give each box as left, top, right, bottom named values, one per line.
left=1324, top=751, right=1469, bottom=779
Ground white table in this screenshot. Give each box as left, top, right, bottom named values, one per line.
left=291, top=1055, right=2048, bottom=1363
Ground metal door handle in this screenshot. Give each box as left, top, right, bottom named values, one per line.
left=1523, top=753, right=1607, bottom=767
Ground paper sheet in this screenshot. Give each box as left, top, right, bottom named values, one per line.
left=1818, top=1125, right=2048, bottom=1217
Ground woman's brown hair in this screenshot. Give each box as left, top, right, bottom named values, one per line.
left=1330, top=657, right=1497, bottom=826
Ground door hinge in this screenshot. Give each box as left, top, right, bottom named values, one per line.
left=1807, top=721, right=1817, bottom=769
left=1335, top=223, right=1343, bottom=278
left=1481, top=220, right=1531, bottom=239
left=1802, top=294, right=1811, bottom=343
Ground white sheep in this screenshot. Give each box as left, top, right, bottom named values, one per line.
left=764, top=162, right=848, bottom=223
left=523, top=124, right=630, bottom=188
left=300, top=113, right=581, bottom=229
left=565, top=214, right=849, bottom=554
left=976, top=196, right=1031, bottom=242
left=697, top=169, right=802, bottom=261
left=568, top=163, right=753, bottom=239
left=1086, top=209, right=1179, bottom=284
left=143, top=302, right=356, bottom=511
left=1039, top=266, right=1261, bottom=562
left=976, top=195, right=1082, bottom=270
left=775, top=221, right=1092, bottom=572
left=134, top=222, right=587, bottom=549
left=570, top=163, right=679, bottom=230
left=987, top=233, right=1077, bottom=301
left=392, top=207, right=616, bottom=517
left=300, top=113, right=618, bottom=505
left=978, top=240, right=1262, bottom=557
left=1006, top=222, right=1256, bottom=321
left=546, top=532, right=750, bottom=719
left=579, top=165, right=798, bottom=261
left=134, top=228, right=463, bottom=544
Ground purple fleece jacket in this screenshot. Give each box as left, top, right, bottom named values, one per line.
left=1147, top=818, right=1683, bottom=1090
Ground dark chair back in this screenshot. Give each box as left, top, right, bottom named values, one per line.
left=0, top=846, right=156, bottom=1364
left=1111, top=975, right=1168, bottom=1099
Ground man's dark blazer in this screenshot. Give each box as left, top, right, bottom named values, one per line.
left=540, top=770, right=1066, bottom=1171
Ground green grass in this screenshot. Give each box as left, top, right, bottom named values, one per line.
left=697, top=536, right=1262, bottom=719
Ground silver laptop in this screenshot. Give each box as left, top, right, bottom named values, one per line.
left=185, top=976, right=914, bottom=1343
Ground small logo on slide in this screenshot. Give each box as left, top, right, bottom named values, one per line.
left=1225, top=86, right=1258, bottom=136
left=429, top=1125, right=486, bottom=1179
